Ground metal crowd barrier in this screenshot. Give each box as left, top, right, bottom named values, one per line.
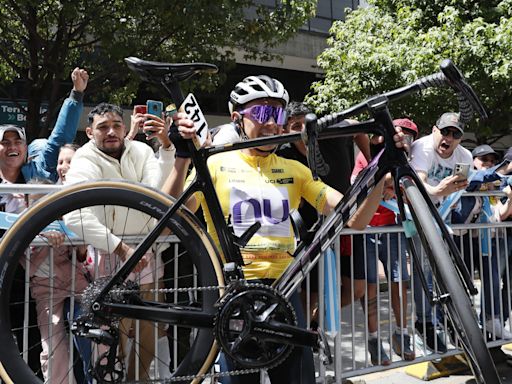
left=1, top=185, right=511, bottom=384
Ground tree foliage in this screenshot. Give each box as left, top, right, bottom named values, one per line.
left=0, top=0, right=316, bottom=140
left=306, top=0, right=512, bottom=144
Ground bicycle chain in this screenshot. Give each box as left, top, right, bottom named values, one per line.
left=121, top=367, right=262, bottom=383
left=110, top=285, right=223, bottom=294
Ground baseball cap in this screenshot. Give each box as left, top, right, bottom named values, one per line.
left=471, top=144, right=498, bottom=159
left=393, top=118, right=418, bottom=138
left=0, top=125, right=26, bottom=141
left=436, top=112, right=464, bottom=133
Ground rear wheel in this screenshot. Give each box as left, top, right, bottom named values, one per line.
left=402, top=178, right=500, bottom=384
left=0, top=181, right=224, bottom=384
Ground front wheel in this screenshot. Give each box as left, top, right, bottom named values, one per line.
left=0, top=180, right=224, bottom=384
left=402, top=178, right=501, bottom=384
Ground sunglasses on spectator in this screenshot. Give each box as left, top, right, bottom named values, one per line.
left=439, top=127, right=463, bottom=139
left=239, top=105, right=287, bottom=125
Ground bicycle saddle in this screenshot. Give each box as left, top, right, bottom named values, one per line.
left=125, top=56, right=218, bottom=84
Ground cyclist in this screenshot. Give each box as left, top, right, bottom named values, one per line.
left=163, top=75, right=409, bottom=383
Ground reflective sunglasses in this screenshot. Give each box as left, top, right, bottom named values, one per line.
left=439, top=127, right=463, bottom=139
left=239, top=105, right=287, bottom=125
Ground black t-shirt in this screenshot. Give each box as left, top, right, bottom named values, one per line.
left=277, top=137, right=354, bottom=229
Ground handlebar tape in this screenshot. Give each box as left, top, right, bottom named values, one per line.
left=415, top=72, right=447, bottom=90
left=415, top=71, right=474, bottom=124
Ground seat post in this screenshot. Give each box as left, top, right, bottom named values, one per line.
left=161, top=77, right=185, bottom=107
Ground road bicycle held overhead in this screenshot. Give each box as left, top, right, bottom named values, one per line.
left=0, top=57, right=501, bottom=383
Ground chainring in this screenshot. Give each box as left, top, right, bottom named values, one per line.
left=215, top=283, right=296, bottom=369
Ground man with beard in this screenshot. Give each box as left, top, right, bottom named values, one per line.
left=64, top=102, right=175, bottom=380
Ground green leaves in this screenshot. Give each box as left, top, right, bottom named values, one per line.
left=0, top=0, right=317, bottom=139
left=306, top=0, right=512, bottom=143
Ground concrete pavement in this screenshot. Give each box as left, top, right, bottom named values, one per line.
left=348, top=348, right=512, bottom=383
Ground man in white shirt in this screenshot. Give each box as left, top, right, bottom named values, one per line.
left=64, top=102, right=175, bottom=380
left=410, top=112, right=471, bottom=205
left=409, top=111, right=472, bottom=353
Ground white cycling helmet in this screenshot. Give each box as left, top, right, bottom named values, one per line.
left=228, top=75, right=289, bottom=113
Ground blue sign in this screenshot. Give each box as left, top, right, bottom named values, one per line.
left=0, top=101, right=48, bottom=127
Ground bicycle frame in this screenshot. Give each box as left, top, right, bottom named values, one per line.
left=92, top=78, right=478, bottom=354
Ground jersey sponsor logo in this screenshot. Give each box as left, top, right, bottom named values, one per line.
left=264, top=178, right=293, bottom=185
left=271, top=168, right=284, bottom=173
left=220, top=166, right=238, bottom=173
left=230, top=186, right=291, bottom=238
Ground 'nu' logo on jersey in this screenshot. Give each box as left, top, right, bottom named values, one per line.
left=230, top=185, right=291, bottom=238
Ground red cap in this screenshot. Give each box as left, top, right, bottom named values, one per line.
left=393, top=118, right=418, bottom=138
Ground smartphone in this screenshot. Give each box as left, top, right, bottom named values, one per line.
left=132, top=105, right=147, bottom=131
left=146, top=100, right=163, bottom=117
left=133, top=105, right=147, bottom=115
left=453, top=163, right=470, bottom=179
left=145, top=100, right=163, bottom=136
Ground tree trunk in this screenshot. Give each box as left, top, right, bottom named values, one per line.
left=25, top=83, right=43, bottom=142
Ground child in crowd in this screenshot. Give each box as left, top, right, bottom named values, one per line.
left=57, top=143, right=80, bottom=183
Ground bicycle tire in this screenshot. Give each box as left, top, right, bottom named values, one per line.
left=0, top=180, right=224, bottom=384
left=403, top=179, right=501, bottom=384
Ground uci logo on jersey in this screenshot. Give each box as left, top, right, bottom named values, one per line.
left=265, top=178, right=293, bottom=185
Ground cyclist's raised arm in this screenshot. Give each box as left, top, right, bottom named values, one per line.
left=161, top=112, right=200, bottom=211
left=322, top=178, right=386, bottom=230
left=321, top=127, right=409, bottom=229
left=162, top=157, right=199, bottom=212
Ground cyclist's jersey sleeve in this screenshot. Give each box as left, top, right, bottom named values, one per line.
left=190, top=151, right=331, bottom=280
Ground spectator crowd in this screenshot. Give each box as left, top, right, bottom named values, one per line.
left=1, top=67, right=512, bottom=383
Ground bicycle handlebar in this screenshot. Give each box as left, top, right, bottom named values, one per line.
left=306, top=59, right=488, bottom=179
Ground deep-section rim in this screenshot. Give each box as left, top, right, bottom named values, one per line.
left=0, top=180, right=224, bottom=384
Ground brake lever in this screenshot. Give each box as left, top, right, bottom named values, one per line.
left=440, top=59, right=488, bottom=120
left=304, top=113, right=329, bottom=180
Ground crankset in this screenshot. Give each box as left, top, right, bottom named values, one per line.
left=214, top=283, right=297, bottom=369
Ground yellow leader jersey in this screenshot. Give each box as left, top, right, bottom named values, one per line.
left=191, top=151, right=331, bottom=280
